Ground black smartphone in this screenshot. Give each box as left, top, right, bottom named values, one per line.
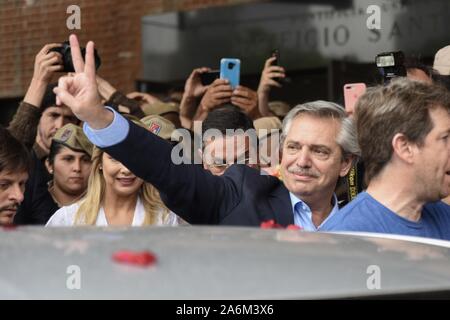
left=200, top=70, right=220, bottom=86
left=271, top=49, right=280, bottom=66
left=270, top=49, right=290, bottom=84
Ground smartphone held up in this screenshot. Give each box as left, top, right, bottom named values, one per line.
left=220, top=58, right=241, bottom=89
left=270, top=49, right=290, bottom=84
left=343, top=83, right=366, bottom=116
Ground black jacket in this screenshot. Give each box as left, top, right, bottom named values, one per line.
left=104, top=121, right=295, bottom=226
left=14, top=150, right=58, bottom=225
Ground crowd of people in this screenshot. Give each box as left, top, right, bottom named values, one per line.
left=1, top=34, right=450, bottom=241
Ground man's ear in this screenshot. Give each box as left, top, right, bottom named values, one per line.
left=45, top=158, right=53, bottom=174
left=392, top=133, right=414, bottom=164
left=339, top=154, right=355, bottom=177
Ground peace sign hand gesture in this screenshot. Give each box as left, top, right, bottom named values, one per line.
left=53, top=34, right=113, bottom=129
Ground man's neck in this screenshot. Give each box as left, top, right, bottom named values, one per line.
left=34, top=138, right=49, bottom=160
left=295, top=191, right=335, bottom=227
left=366, top=172, right=424, bottom=222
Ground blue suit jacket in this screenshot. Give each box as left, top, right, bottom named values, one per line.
left=104, top=121, right=294, bottom=226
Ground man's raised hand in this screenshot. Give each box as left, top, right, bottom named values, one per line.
left=53, top=34, right=112, bottom=129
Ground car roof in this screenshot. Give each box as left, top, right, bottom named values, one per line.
left=2, top=226, right=450, bottom=299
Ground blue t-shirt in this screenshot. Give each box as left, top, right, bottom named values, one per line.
left=323, top=192, right=450, bottom=240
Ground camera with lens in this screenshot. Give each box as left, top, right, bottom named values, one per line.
left=50, top=41, right=101, bottom=72
left=375, top=51, right=406, bottom=84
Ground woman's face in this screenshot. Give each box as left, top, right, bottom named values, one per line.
left=49, top=146, right=92, bottom=196
left=101, top=153, right=143, bottom=197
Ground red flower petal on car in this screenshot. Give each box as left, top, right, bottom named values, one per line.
left=112, top=250, right=157, bottom=267
left=286, top=224, right=302, bottom=230
left=260, top=220, right=285, bottom=229
left=261, top=220, right=302, bottom=230
left=260, top=219, right=275, bottom=229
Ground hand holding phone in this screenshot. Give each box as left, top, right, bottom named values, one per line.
left=220, top=58, right=241, bottom=89
left=231, top=86, right=258, bottom=115
left=258, top=55, right=285, bottom=94
left=270, top=49, right=289, bottom=84
left=199, top=78, right=233, bottom=111
left=343, top=83, right=367, bottom=116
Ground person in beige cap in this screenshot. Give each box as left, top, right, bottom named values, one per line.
left=434, top=45, right=450, bottom=76
left=253, top=116, right=282, bottom=177
left=45, top=124, right=93, bottom=207
left=14, top=124, right=93, bottom=225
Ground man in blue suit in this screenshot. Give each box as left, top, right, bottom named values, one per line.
left=53, top=35, right=360, bottom=229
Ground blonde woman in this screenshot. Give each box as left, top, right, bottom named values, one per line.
left=46, top=146, right=182, bottom=226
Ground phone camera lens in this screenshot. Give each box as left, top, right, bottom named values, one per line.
left=228, top=62, right=235, bottom=69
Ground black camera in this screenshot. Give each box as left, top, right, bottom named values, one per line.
left=375, top=51, right=406, bottom=83
left=50, top=41, right=101, bottom=72
left=200, top=70, right=220, bottom=86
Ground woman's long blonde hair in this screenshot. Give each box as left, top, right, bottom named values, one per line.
left=74, top=147, right=171, bottom=225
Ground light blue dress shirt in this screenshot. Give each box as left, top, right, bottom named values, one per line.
left=289, top=192, right=339, bottom=231
left=82, top=107, right=129, bottom=147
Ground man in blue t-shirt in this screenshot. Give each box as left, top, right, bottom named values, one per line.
left=325, top=78, right=450, bottom=240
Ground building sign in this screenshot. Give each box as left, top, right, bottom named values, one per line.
left=142, top=0, right=450, bottom=82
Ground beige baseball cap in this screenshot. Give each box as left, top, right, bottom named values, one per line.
left=53, top=124, right=93, bottom=157
left=434, top=45, right=450, bottom=76
left=253, top=116, right=282, bottom=140
left=140, top=115, right=176, bottom=141
left=141, top=101, right=180, bottom=117
left=268, top=101, right=291, bottom=118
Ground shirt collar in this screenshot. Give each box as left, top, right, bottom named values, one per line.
left=289, top=192, right=339, bottom=230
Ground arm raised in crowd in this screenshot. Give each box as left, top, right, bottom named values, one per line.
left=179, top=67, right=211, bottom=129
left=257, top=56, right=285, bottom=117
left=24, top=44, right=63, bottom=107
left=96, top=75, right=145, bottom=118
left=106, top=120, right=243, bottom=224
left=126, top=91, right=161, bottom=105
left=8, top=43, right=63, bottom=148
left=53, top=34, right=241, bottom=224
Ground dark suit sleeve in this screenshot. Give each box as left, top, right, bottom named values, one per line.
left=103, top=120, right=242, bottom=224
